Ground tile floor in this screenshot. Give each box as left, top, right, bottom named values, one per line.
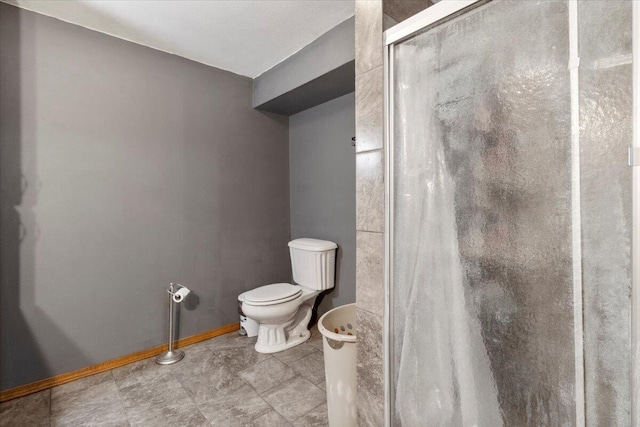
left=0, top=327, right=328, bottom=426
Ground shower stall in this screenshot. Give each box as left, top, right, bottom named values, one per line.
left=383, top=0, right=636, bottom=425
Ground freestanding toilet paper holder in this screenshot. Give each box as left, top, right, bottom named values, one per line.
left=156, top=283, right=191, bottom=365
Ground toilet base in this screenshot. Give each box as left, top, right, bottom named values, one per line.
left=254, top=303, right=313, bottom=353
left=255, top=329, right=311, bottom=353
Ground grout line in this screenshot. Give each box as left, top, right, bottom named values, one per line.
left=48, top=388, right=52, bottom=427
left=237, top=367, right=295, bottom=425
left=110, top=370, right=131, bottom=427
left=356, top=229, right=385, bottom=234
left=356, top=63, right=384, bottom=80
left=355, top=147, right=384, bottom=155
left=290, top=396, right=327, bottom=424
left=164, top=356, right=210, bottom=425
left=356, top=305, right=384, bottom=319
left=250, top=383, right=286, bottom=423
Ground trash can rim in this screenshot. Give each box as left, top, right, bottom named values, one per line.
left=318, top=303, right=357, bottom=343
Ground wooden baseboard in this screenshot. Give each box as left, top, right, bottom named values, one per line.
left=0, top=322, right=239, bottom=403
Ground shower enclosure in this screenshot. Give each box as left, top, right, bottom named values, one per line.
left=383, top=0, right=635, bottom=425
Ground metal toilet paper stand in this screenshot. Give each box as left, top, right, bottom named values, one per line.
left=156, top=283, right=190, bottom=365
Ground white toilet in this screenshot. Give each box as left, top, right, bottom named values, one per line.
left=239, top=238, right=337, bottom=353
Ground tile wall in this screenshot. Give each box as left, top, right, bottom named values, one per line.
left=354, top=1, right=435, bottom=425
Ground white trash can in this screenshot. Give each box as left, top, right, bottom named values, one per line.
left=318, top=303, right=357, bottom=427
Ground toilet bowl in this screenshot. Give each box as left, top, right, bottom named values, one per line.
left=239, top=238, right=337, bottom=353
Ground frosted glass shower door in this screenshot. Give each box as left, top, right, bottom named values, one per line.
left=387, top=0, right=632, bottom=426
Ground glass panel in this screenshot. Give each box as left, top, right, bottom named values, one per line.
left=579, top=1, right=632, bottom=425
left=391, top=1, right=575, bottom=425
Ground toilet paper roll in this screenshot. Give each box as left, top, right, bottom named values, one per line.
left=173, top=287, right=191, bottom=303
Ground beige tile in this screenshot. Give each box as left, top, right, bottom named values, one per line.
left=355, top=67, right=383, bottom=153
left=356, top=150, right=385, bottom=232
left=356, top=309, right=384, bottom=427
left=238, top=357, right=297, bottom=394
left=356, top=231, right=384, bottom=316
left=383, top=0, right=431, bottom=23
left=292, top=401, right=329, bottom=427
left=0, top=390, right=50, bottom=427
left=262, top=377, right=326, bottom=422
left=356, top=0, right=383, bottom=75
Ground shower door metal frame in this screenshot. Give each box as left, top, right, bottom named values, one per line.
left=383, top=3, right=484, bottom=426
left=382, top=1, right=640, bottom=425
left=632, top=2, right=640, bottom=426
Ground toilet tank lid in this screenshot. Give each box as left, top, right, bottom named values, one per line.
left=288, top=238, right=337, bottom=252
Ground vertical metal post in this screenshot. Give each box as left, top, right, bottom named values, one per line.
left=167, top=284, right=175, bottom=353
left=155, top=283, right=185, bottom=365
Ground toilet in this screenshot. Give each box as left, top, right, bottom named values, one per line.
left=239, top=238, right=337, bottom=353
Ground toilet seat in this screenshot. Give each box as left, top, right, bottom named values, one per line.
left=244, top=283, right=302, bottom=306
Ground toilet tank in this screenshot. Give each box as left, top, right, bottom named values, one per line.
left=288, top=238, right=338, bottom=291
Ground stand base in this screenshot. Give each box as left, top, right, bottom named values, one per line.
left=155, top=350, right=185, bottom=365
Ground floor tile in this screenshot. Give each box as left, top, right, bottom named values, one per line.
left=307, top=338, right=324, bottom=352
left=111, top=356, right=175, bottom=390
left=307, top=327, right=325, bottom=351
left=292, top=401, right=329, bottom=427
left=118, top=376, right=189, bottom=414
left=51, top=406, right=130, bottom=427
left=51, top=375, right=128, bottom=427
left=0, top=390, right=50, bottom=427
left=52, top=371, right=113, bottom=399
left=197, top=384, right=272, bottom=425
left=273, top=342, right=318, bottom=365
left=250, top=409, right=292, bottom=427
left=3, top=331, right=337, bottom=427
left=238, top=357, right=296, bottom=394
left=126, top=394, right=206, bottom=427
left=209, top=346, right=272, bottom=374
left=175, top=350, right=247, bottom=405
left=288, top=352, right=325, bottom=387
left=261, top=376, right=326, bottom=422
left=163, top=345, right=217, bottom=377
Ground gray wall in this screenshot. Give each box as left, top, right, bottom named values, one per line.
left=289, top=93, right=356, bottom=315
left=0, top=3, right=290, bottom=390
left=253, top=17, right=354, bottom=109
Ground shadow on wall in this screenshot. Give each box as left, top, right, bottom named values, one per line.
left=318, top=243, right=344, bottom=314
left=0, top=6, right=89, bottom=391
left=1, top=1, right=292, bottom=391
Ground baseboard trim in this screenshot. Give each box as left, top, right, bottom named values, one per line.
left=0, top=322, right=239, bottom=403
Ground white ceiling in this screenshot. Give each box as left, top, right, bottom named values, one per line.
left=3, top=0, right=355, bottom=78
